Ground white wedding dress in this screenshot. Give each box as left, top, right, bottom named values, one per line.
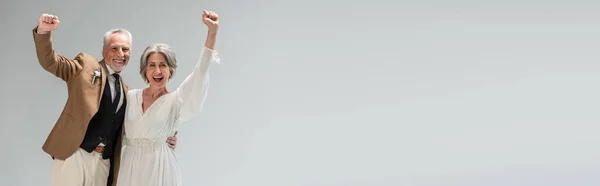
left=116, top=47, right=220, bottom=186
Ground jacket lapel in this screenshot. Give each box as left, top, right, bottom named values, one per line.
left=99, top=60, right=108, bottom=104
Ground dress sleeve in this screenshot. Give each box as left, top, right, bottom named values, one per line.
left=173, top=47, right=220, bottom=123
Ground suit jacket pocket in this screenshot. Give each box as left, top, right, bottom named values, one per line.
left=55, top=112, right=76, bottom=131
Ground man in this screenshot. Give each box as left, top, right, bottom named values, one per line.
left=32, top=13, right=178, bottom=186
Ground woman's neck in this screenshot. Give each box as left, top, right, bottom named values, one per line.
left=145, top=86, right=167, bottom=99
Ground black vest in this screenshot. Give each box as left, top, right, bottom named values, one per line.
left=80, top=78, right=126, bottom=159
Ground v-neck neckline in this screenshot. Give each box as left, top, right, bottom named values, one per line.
left=139, top=89, right=168, bottom=114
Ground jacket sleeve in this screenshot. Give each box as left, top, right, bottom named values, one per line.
left=32, top=26, right=86, bottom=82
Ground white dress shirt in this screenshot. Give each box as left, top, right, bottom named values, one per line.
left=105, top=65, right=124, bottom=112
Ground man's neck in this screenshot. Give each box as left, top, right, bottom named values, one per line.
left=105, top=64, right=119, bottom=75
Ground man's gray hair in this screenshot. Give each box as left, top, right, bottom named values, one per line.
left=103, top=28, right=132, bottom=47
left=139, top=43, right=178, bottom=83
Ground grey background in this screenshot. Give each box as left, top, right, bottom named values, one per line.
left=1, top=0, right=600, bottom=185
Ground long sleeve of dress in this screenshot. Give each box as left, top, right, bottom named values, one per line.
left=174, top=47, right=220, bottom=123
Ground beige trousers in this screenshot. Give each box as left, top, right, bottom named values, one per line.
left=51, top=148, right=110, bottom=186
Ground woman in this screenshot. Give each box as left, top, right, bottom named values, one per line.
left=116, top=10, right=220, bottom=186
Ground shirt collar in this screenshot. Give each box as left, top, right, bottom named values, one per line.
left=105, top=63, right=118, bottom=76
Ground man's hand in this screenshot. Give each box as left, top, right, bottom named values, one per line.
left=167, top=131, right=178, bottom=150
left=202, top=9, right=219, bottom=33
left=37, top=14, right=60, bottom=34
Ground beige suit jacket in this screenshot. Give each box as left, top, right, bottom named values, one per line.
left=32, top=27, right=129, bottom=185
